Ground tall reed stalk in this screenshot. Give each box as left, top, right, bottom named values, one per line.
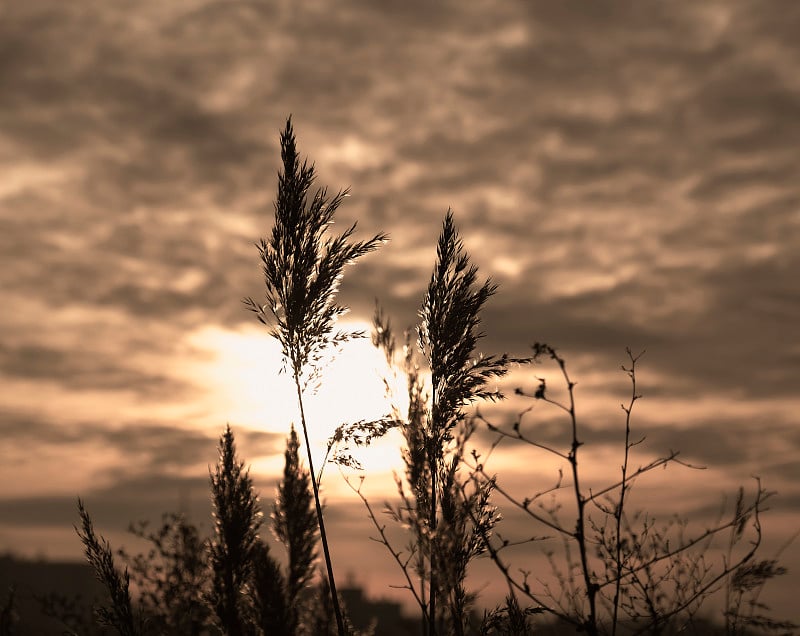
left=418, top=210, right=517, bottom=635
left=244, top=117, right=386, bottom=636
left=208, top=425, right=261, bottom=636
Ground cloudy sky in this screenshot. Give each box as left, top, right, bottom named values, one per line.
left=1, top=0, right=798, bottom=622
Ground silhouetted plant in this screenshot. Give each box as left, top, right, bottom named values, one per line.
left=435, top=419, right=501, bottom=635
left=480, top=595, right=541, bottom=635
left=243, top=116, right=387, bottom=636
left=417, top=210, right=520, bottom=635
left=118, top=512, right=210, bottom=635
left=375, top=319, right=434, bottom=626
left=75, top=499, right=141, bottom=636
left=251, top=540, right=291, bottom=635
left=35, top=590, right=108, bottom=636
left=467, top=345, right=793, bottom=635
left=208, top=424, right=262, bottom=636
left=350, top=213, right=524, bottom=636
left=272, top=425, right=319, bottom=633
left=724, top=529, right=799, bottom=635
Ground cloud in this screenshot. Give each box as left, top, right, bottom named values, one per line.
left=0, top=410, right=282, bottom=472
left=0, top=475, right=211, bottom=530
left=0, top=342, right=192, bottom=398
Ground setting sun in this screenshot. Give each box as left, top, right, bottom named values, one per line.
left=186, top=320, right=411, bottom=479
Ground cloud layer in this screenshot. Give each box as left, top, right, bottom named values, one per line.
left=1, top=0, right=798, bottom=621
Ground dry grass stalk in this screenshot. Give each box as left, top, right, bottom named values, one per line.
left=75, top=498, right=141, bottom=636
left=244, top=117, right=386, bottom=636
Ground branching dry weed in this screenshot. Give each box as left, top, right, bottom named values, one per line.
left=467, top=346, right=793, bottom=636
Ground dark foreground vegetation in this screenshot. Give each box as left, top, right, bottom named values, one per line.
left=3, top=119, right=794, bottom=635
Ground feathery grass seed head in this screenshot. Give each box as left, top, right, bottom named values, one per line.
left=244, top=117, right=387, bottom=383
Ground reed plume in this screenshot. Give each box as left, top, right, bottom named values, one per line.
left=244, top=117, right=387, bottom=635
left=418, top=210, right=517, bottom=635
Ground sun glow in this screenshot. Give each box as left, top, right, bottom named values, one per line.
left=186, top=321, right=411, bottom=481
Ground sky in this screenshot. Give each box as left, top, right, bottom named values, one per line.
left=1, top=0, right=798, bottom=623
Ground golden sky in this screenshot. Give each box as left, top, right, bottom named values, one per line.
left=1, top=0, right=798, bottom=620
